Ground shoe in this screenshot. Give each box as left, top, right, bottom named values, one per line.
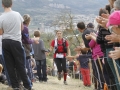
left=84, top=85, right=87, bottom=87
left=58, top=73, right=61, bottom=80
left=39, top=80, right=43, bottom=83
left=43, top=80, right=47, bottom=82
left=87, top=85, right=91, bottom=87
left=24, top=87, right=34, bottom=90
left=42, top=78, right=48, bottom=82
left=64, top=81, right=68, bottom=85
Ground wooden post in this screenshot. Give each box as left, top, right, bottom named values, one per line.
left=112, top=59, right=120, bottom=84
left=89, top=58, right=93, bottom=84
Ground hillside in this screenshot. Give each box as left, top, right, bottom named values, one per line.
left=0, top=0, right=108, bottom=28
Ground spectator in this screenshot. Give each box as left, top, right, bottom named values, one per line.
left=87, top=23, right=94, bottom=29
left=76, top=22, right=98, bottom=89
left=77, top=49, right=91, bottom=87
left=114, top=0, right=120, bottom=10
left=96, top=9, right=119, bottom=90
left=22, top=14, right=33, bottom=83
left=0, top=0, right=32, bottom=89
left=85, top=32, right=104, bottom=90
left=32, top=30, right=48, bottom=82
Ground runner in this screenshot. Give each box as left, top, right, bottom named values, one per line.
left=50, top=30, right=71, bottom=85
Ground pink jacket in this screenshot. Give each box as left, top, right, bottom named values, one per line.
left=89, top=39, right=103, bottom=60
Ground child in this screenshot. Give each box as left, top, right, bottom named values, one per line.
left=77, top=49, right=91, bottom=87
left=32, top=30, right=48, bottom=82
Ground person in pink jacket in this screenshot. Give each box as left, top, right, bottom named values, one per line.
left=85, top=33, right=105, bottom=90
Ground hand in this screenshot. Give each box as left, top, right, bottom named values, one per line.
left=105, top=33, right=119, bottom=43
left=33, top=37, right=39, bottom=44
left=45, top=52, right=49, bottom=56
left=74, top=46, right=81, bottom=51
left=102, top=58, right=105, bottom=64
left=66, top=55, right=74, bottom=60
left=90, top=32, right=97, bottom=37
left=96, top=16, right=108, bottom=29
left=74, top=54, right=80, bottom=58
left=101, top=13, right=109, bottom=19
left=109, top=47, right=120, bottom=60
left=85, top=34, right=91, bottom=40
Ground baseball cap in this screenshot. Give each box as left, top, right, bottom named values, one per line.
left=106, top=11, right=120, bottom=27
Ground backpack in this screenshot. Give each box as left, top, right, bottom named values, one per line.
left=54, top=38, right=67, bottom=53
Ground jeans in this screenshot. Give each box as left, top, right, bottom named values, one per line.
left=36, top=59, right=47, bottom=81
left=26, top=59, right=33, bottom=81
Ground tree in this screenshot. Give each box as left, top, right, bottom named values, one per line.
left=51, top=10, right=83, bottom=55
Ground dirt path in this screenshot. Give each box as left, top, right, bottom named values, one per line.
left=0, top=76, right=94, bottom=90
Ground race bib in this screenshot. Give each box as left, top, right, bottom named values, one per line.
left=56, top=53, right=64, bottom=58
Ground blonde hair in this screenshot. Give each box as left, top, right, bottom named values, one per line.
left=0, top=64, right=3, bottom=73
left=23, top=14, right=31, bottom=25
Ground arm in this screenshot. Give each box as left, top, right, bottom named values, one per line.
left=82, top=33, right=90, bottom=48
left=105, top=33, right=120, bottom=43
left=0, top=29, right=3, bottom=35
left=66, top=40, right=71, bottom=56
left=22, top=27, right=33, bottom=44
left=91, top=35, right=97, bottom=42
left=49, top=40, right=54, bottom=52
left=41, top=40, right=48, bottom=52
left=90, top=32, right=97, bottom=41
left=89, top=40, right=96, bottom=48
left=19, top=13, right=24, bottom=31
left=21, top=23, right=24, bottom=31
left=0, top=19, right=3, bottom=35
left=67, top=46, right=71, bottom=56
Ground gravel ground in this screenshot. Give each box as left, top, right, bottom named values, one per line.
left=0, top=76, right=94, bottom=90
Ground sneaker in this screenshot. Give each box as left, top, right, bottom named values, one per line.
left=87, top=85, right=91, bottom=87
left=58, top=73, right=61, bottom=80
left=84, top=85, right=87, bottom=87
left=39, top=80, right=43, bottom=83
left=42, top=78, right=48, bottom=82
left=24, top=87, right=34, bottom=90
left=43, top=80, right=47, bottom=82
left=64, top=81, right=68, bottom=85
